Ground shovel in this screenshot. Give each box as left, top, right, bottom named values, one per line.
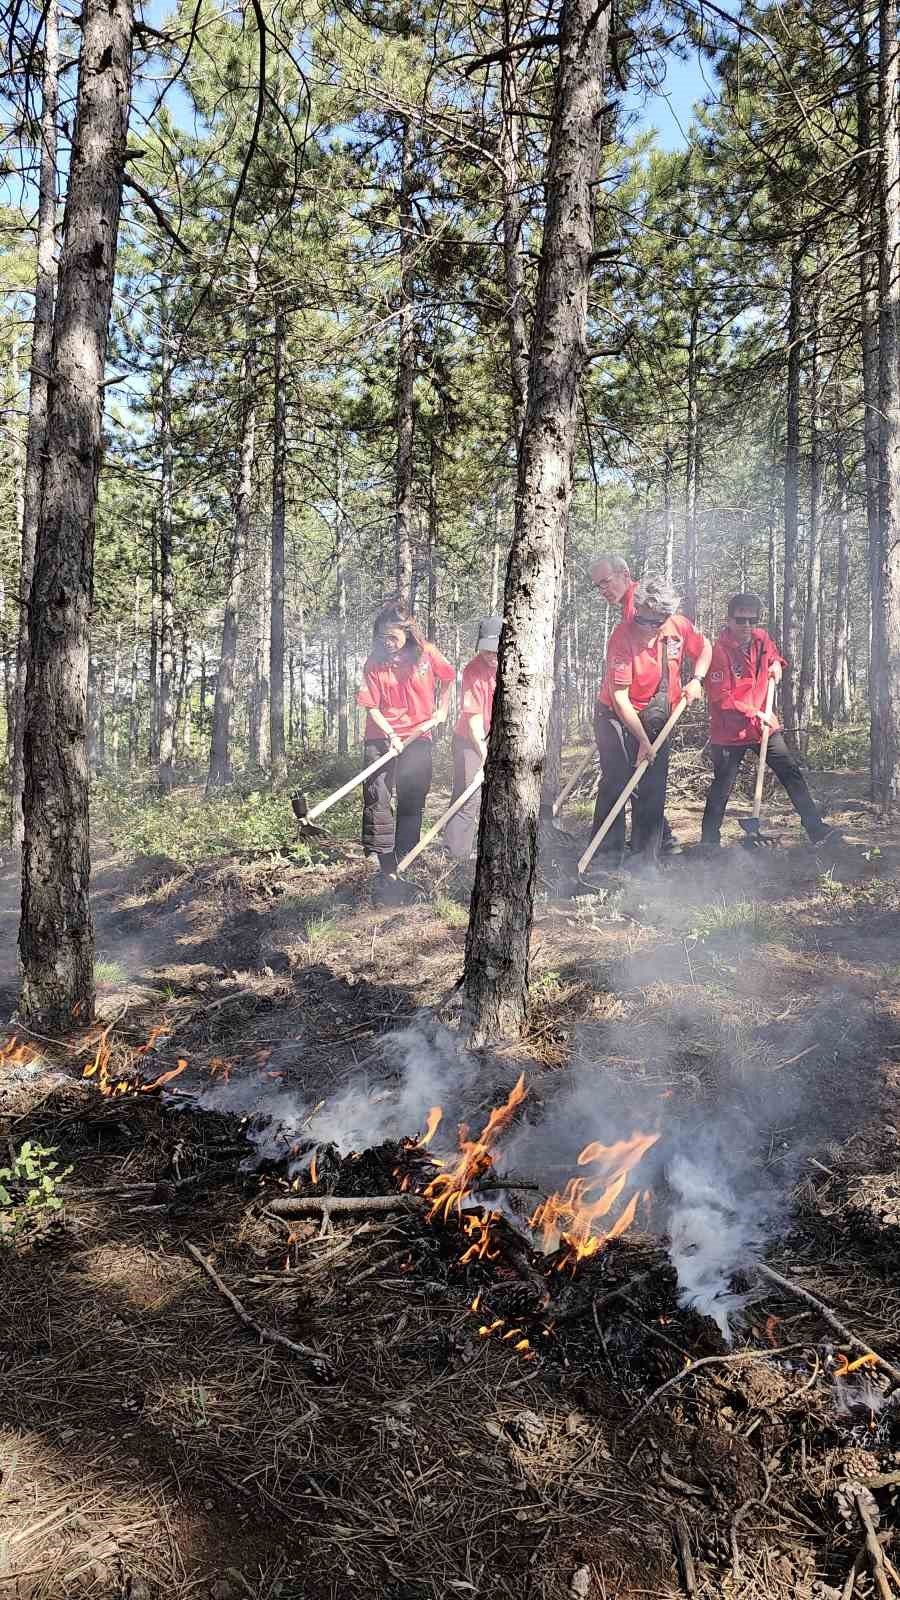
left=552, top=747, right=597, bottom=818
left=396, top=768, right=484, bottom=872
left=577, top=698, right=688, bottom=878
left=738, top=679, right=778, bottom=848
left=291, top=717, right=439, bottom=837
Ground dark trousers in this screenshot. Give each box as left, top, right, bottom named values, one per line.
left=444, top=736, right=483, bottom=860
left=362, top=737, right=433, bottom=866
left=701, top=733, right=823, bottom=844
left=592, top=705, right=670, bottom=859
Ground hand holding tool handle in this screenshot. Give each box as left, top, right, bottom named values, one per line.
left=751, top=678, right=777, bottom=820
left=577, top=698, right=688, bottom=876
left=552, top=747, right=597, bottom=817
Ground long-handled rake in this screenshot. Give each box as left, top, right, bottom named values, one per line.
left=577, top=699, right=688, bottom=879
left=291, top=717, right=439, bottom=840
left=551, top=747, right=597, bottom=818
left=738, top=679, right=778, bottom=848
left=396, top=769, right=484, bottom=872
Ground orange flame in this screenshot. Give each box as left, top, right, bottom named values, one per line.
left=310, top=1150, right=319, bottom=1186
left=140, top=1059, right=188, bottom=1092
left=834, top=1352, right=878, bottom=1378
left=0, top=1035, right=39, bottom=1070
left=134, top=1024, right=171, bottom=1057
left=529, top=1131, right=659, bottom=1269
left=420, top=1107, right=442, bottom=1149
left=423, top=1074, right=527, bottom=1224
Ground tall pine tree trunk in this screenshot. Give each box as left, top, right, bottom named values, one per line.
left=463, top=0, right=609, bottom=1041
left=501, top=37, right=529, bottom=449
left=875, top=0, right=900, bottom=807
left=19, top=0, right=134, bottom=1026
left=157, top=282, right=176, bottom=790
left=270, top=309, right=287, bottom=777
left=798, top=317, right=822, bottom=745
left=208, top=254, right=258, bottom=789
left=298, top=603, right=309, bottom=751
left=781, top=250, right=803, bottom=748
left=829, top=441, right=851, bottom=724
left=663, top=429, right=675, bottom=582
left=684, top=307, right=699, bottom=618
left=12, top=0, right=58, bottom=852
left=335, top=443, right=349, bottom=754
left=394, top=120, right=415, bottom=606
left=128, top=570, right=140, bottom=772
left=148, top=519, right=160, bottom=763
left=859, top=0, right=882, bottom=788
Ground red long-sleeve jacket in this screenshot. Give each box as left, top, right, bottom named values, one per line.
left=706, top=627, right=786, bottom=746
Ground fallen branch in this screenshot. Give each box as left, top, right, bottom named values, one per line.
left=855, top=1493, right=894, bottom=1600
left=673, top=1515, right=697, bottom=1597
left=185, top=1242, right=334, bottom=1379
left=264, top=1193, right=425, bottom=1217
left=624, top=1347, right=802, bottom=1431
left=756, top=1262, right=900, bottom=1386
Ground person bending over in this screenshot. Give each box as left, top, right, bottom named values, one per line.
left=356, top=600, right=455, bottom=902
left=701, top=592, right=832, bottom=848
left=592, top=577, right=711, bottom=863
left=444, top=615, right=501, bottom=861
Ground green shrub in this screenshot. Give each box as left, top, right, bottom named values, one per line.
left=0, top=1141, right=71, bottom=1241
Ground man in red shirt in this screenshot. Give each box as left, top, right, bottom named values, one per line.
left=593, top=577, right=712, bottom=862
left=444, top=616, right=500, bottom=860
left=701, top=592, right=831, bottom=846
left=356, top=601, right=456, bottom=899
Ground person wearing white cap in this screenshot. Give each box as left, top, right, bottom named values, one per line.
left=444, top=616, right=501, bottom=860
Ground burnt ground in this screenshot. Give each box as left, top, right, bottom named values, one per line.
left=0, top=754, right=899, bottom=1600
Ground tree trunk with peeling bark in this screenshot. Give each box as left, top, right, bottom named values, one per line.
left=463, top=0, right=609, bottom=1042
left=270, top=310, right=287, bottom=778
left=781, top=250, right=803, bottom=750
left=394, top=120, right=415, bottom=607
left=157, top=281, right=176, bottom=791
left=875, top=0, right=900, bottom=808
left=19, top=0, right=134, bottom=1026
left=829, top=441, right=852, bottom=725
left=684, top=307, right=699, bottom=618
left=798, top=316, right=822, bottom=748
left=12, top=0, right=58, bottom=853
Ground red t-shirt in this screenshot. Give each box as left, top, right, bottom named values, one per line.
left=598, top=614, right=707, bottom=713
left=707, top=628, right=786, bottom=746
left=621, top=580, right=636, bottom=622
left=454, top=654, right=497, bottom=742
left=357, top=640, right=455, bottom=741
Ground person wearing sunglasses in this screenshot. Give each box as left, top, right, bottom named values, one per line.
left=593, top=576, right=712, bottom=863
left=700, top=592, right=832, bottom=847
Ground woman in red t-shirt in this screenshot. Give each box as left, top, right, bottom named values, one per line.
left=356, top=600, right=456, bottom=900
left=444, top=616, right=501, bottom=860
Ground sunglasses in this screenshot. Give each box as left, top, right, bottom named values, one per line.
left=731, top=615, right=759, bottom=625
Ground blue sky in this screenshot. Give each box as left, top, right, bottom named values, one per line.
left=626, top=47, right=717, bottom=150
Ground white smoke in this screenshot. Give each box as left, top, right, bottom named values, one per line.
left=665, top=1153, right=767, bottom=1338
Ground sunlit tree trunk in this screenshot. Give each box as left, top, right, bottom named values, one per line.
left=464, top=0, right=609, bottom=1041
left=684, top=306, right=699, bottom=618
left=208, top=252, right=258, bottom=789
left=157, top=281, right=176, bottom=790
left=12, top=0, right=58, bottom=852
left=859, top=0, right=883, bottom=787
left=781, top=249, right=803, bottom=749
left=829, top=444, right=851, bottom=725
left=874, top=0, right=900, bottom=807
left=798, top=316, right=822, bottom=746
left=335, top=442, right=349, bottom=754
left=501, top=35, right=529, bottom=449
left=395, top=119, right=415, bottom=606
left=20, top=0, right=134, bottom=1025
left=270, top=309, right=287, bottom=778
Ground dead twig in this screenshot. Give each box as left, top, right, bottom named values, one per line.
left=756, top=1263, right=900, bottom=1386
left=673, top=1515, right=697, bottom=1596
left=185, top=1242, right=334, bottom=1379
left=841, top=1543, right=866, bottom=1600
left=264, top=1193, right=425, bottom=1217
left=854, top=1492, right=894, bottom=1600
left=624, top=1347, right=802, bottom=1430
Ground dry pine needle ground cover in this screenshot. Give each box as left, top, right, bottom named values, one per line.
left=0, top=757, right=899, bottom=1600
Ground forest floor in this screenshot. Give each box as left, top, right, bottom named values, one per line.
left=0, top=744, right=899, bottom=1600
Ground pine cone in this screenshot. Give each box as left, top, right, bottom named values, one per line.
left=835, top=1480, right=879, bottom=1530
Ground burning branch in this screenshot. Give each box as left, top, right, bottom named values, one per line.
left=756, top=1263, right=900, bottom=1387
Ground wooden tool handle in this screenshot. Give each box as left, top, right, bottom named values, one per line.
left=751, top=679, right=777, bottom=819
left=577, top=697, right=688, bottom=876
left=397, top=769, right=484, bottom=872
left=304, top=717, right=438, bottom=823
left=552, top=747, right=597, bottom=817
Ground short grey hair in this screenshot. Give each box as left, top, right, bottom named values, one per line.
left=633, top=576, right=681, bottom=615
left=588, top=552, right=631, bottom=577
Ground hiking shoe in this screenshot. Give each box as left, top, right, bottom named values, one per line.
left=808, top=824, right=839, bottom=846
left=373, top=872, right=407, bottom=907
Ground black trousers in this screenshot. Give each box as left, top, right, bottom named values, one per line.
left=444, top=735, right=483, bottom=860
left=361, top=737, right=433, bottom=865
left=592, top=705, right=670, bottom=859
left=701, top=733, right=823, bottom=844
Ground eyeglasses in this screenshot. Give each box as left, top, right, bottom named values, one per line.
left=731, top=615, right=758, bottom=625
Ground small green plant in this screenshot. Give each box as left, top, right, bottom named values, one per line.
left=95, top=957, right=127, bottom=985
left=818, top=868, right=845, bottom=897
left=304, top=912, right=343, bottom=950
left=432, top=892, right=469, bottom=929
left=0, top=1141, right=72, bottom=1240
left=804, top=722, right=869, bottom=771
left=687, top=899, right=788, bottom=945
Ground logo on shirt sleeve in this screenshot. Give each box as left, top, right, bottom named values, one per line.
left=710, top=670, right=723, bottom=682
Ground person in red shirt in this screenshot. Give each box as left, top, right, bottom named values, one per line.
left=356, top=600, right=456, bottom=900
left=701, top=593, right=831, bottom=847
left=444, top=616, right=501, bottom=860
left=592, top=577, right=712, bottom=862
